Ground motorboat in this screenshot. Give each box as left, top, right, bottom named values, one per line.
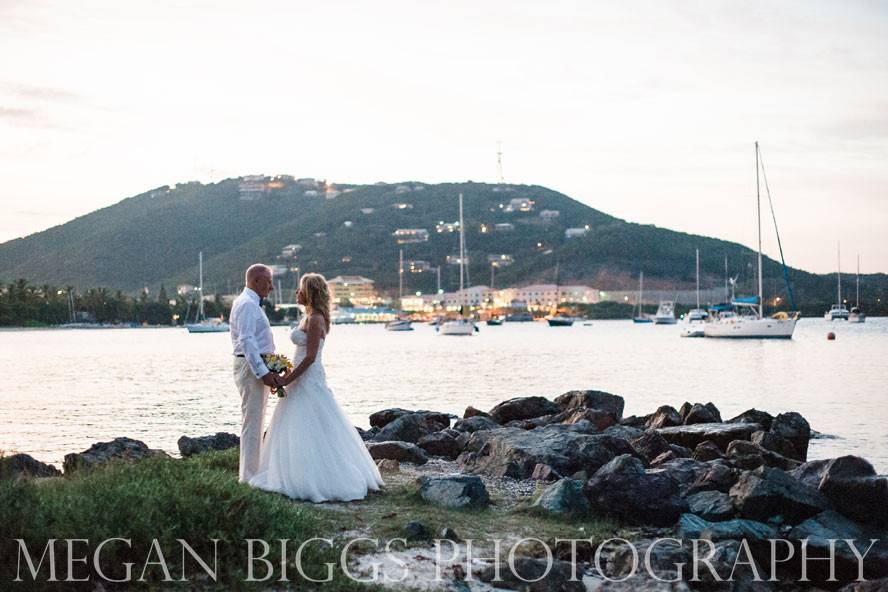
left=505, top=312, right=534, bottom=322
left=438, top=318, right=476, bottom=336
left=385, top=319, right=413, bottom=331
left=486, top=317, right=504, bottom=326
left=547, top=315, right=575, bottom=327
left=653, top=301, right=677, bottom=324
left=680, top=249, right=708, bottom=337
left=824, top=244, right=849, bottom=320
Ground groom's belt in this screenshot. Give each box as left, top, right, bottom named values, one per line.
left=234, top=354, right=245, bottom=358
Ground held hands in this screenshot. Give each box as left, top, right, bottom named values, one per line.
left=261, top=373, right=284, bottom=388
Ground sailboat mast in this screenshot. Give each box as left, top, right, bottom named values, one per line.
left=856, top=254, right=860, bottom=307
left=639, top=271, right=644, bottom=315
left=398, top=248, right=404, bottom=300
left=198, top=251, right=205, bottom=320
left=458, top=193, right=465, bottom=305
left=695, top=248, right=700, bottom=310
left=724, top=255, right=729, bottom=303
left=755, top=142, right=763, bottom=318
left=837, top=243, right=842, bottom=307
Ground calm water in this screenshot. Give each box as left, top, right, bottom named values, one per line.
left=1, top=319, right=886, bottom=471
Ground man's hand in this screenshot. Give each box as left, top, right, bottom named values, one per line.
left=261, top=373, right=280, bottom=388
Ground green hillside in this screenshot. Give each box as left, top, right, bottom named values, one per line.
left=0, top=177, right=885, bottom=313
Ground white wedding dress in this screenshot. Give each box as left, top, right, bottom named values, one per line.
left=249, top=324, right=384, bottom=502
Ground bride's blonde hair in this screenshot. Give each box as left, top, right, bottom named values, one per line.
left=300, top=273, right=331, bottom=332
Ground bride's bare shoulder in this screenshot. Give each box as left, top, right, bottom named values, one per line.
left=306, top=313, right=327, bottom=337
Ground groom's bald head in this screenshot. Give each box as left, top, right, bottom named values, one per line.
left=245, top=264, right=273, bottom=297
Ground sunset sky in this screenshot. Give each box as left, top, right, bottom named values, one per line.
left=1, top=0, right=886, bottom=273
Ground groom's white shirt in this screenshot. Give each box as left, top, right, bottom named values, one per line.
left=230, top=287, right=275, bottom=379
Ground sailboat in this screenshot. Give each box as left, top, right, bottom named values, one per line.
left=681, top=249, right=709, bottom=337
left=704, top=142, right=799, bottom=338
left=824, top=243, right=850, bottom=320
left=186, top=252, right=230, bottom=333
left=632, top=272, right=652, bottom=323
left=848, top=254, right=866, bottom=323
left=439, top=194, right=475, bottom=336
left=547, top=263, right=575, bottom=326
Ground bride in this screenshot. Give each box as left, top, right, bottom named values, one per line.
left=248, top=273, right=384, bottom=502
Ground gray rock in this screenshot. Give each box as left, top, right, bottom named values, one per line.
left=418, top=429, right=467, bottom=459
left=727, top=408, right=774, bottom=431
left=583, top=454, right=686, bottom=526
left=375, top=458, right=400, bottom=472
left=838, top=579, right=888, bottom=592
left=686, top=490, right=735, bottom=521
left=558, top=407, right=617, bottom=432
left=816, top=456, right=888, bottom=527
left=750, top=430, right=799, bottom=460
left=463, top=406, right=489, bottom=418
left=369, top=407, right=412, bottom=428
left=530, top=463, right=562, bottom=481
left=0, top=453, right=61, bottom=479
left=554, top=389, right=625, bottom=420
left=645, top=405, right=683, bottom=429
left=417, top=474, right=489, bottom=509
left=602, top=425, right=645, bottom=441
left=372, top=412, right=448, bottom=444
left=678, top=513, right=778, bottom=542
left=456, top=424, right=638, bottom=479
left=365, top=441, right=428, bottom=465
left=177, top=432, right=239, bottom=457
left=488, top=396, right=560, bottom=424
left=402, top=520, right=431, bottom=540
left=63, top=437, right=169, bottom=473
left=651, top=457, right=711, bottom=495
left=669, top=444, right=694, bottom=459
left=609, top=537, right=691, bottom=583
left=533, top=478, right=590, bottom=517
left=729, top=465, right=829, bottom=524
left=789, top=458, right=832, bottom=488
left=770, top=412, right=810, bottom=462
left=452, top=415, right=500, bottom=433
left=686, top=462, right=740, bottom=495
left=683, top=402, right=722, bottom=425
left=476, top=557, right=585, bottom=592
left=440, top=527, right=460, bottom=541
left=693, top=440, right=724, bottom=462
left=725, top=439, right=799, bottom=471
left=656, top=422, right=760, bottom=450
left=631, top=430, right=673, bottom=464
left=789, top=510, right=888, bottom=582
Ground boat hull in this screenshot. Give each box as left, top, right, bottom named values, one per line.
left=385, top=320, right=413, bottom=331
left=186, top=323, right=230, bottom=333
left=438, top=320, right=475, bottom=335
left=547, top=318, right=574, bottom=327
left=653, top=317, right=677, bottom=325
left=703, top=318, right=796, bottom=339
left=848, top=313, right=866, bottom=323
left=633, top=317, right=653, bottom=324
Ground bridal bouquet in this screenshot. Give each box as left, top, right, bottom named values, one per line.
left=261, top=353, right=293, bottom=398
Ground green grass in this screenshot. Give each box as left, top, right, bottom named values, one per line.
left=0, top=449, right=379, bottom=590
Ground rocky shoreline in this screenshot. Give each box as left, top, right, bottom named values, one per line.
left=3, top=389, right=887, bottom=590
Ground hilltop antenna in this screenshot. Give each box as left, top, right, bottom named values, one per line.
left=496, top=141, right=505, bottom=184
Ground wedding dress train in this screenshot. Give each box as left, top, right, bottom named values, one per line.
left=249, top=324, right=384, bottom=502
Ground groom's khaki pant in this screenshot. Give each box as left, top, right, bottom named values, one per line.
left=233, top=357, right=269, bottom=483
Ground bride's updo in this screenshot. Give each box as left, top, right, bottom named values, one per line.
left=300, top=273, right=331, bottom=332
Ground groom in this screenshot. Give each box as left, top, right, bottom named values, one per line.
left=230, top=263, right=282, bottom=483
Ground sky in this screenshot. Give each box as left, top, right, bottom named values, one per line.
left=1, top=0, right=886, bottom=274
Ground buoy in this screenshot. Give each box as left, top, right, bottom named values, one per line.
left=827, top=332, right=836, bottom=340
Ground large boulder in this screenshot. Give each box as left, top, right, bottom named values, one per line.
left=683, top=402, right=722, bottom=425
left=727, top=408, right=775, bottom=431
left=644, top=405, right=683, bottom=429
left=177, top=432, right=239, bottom=457
left=417, top=474, right=489, bottom=509
left=685, top=490, right=735, bottom=521
left=369, top=407, right=412, bottom=428
left=488, top=396, right=560, bottom=424
left=630, top=430, right=672, bottom=464
left=789, top=510, right=888, bottom=582
left=802, top=455, right=888, bottom=527
left=656, top=422, right=760, bottom=450
left=729, top=465, right=829, bottom=524
left=557, top=407, right=616, bottom=432
left=456, top=425, right=638, bottom=479
left=417, top=429, right=467, bottom=460
left=693, top=440, right=724, bottom=462
left=554, top=389, right=625, bottom=420
left=686, top=462, right=740, bottom=495
left=63, top=437, right=169, bottom=473
left=372, top=412, right=448, bottom=444
left=725, top=440, right=799, bottom=471
left=651, top=457, right=711, bottom=495
left=533, top=478, right=590, bottom=517
left=365, top=441, right=428, bottom=465
left=452, top=415, right=500, bottom=434
left=678, top=513, right=778, bottom=542
left=583, top=454, right=686, bottom=526
left=769, top=412, right=810, bottom=462
left=0, top=453, right=60, bottom=479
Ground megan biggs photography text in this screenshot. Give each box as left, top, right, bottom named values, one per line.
left=8, top=536, right=881, bottom=584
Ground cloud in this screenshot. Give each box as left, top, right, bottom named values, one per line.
left=0, top=82, right=81, bottom=103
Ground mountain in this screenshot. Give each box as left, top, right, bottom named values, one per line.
left=1, top=177, right=885, bottom=313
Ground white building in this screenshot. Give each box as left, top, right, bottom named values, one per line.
left=281, top=244, right=302, bottom=257
left=239, top=175, right=267, bottom=201
left=540, top=209, right=560, bottom=220
left=494, top=223, right=514, bottom=232
left=487, top=254, right=514, bottom=267
left=436, top=221, right=459, bottom=233
left=504, top=198, right=534, bottom=213
left=565, top=227, right=590, bottom=238
left=327, top=275, right=378, bottom=305
left=442, top=286, right=494, bottom=309
left=407, top=260, right=431, bottom=273
left=393, top=228, right=429, bottom=244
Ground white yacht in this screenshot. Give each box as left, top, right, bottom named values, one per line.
left=704, top=142, right=798, bottom=339
left=439, top=193, right=476, bottom=336
left=681, top=249, right=709, bottom=338
left=824, top=243, right=849, bottom=320
left=385, top=319, right=414, bottom=331
left=186, top=251, right=230, bottom=333
left=653, top=300, right=677, bottom=324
